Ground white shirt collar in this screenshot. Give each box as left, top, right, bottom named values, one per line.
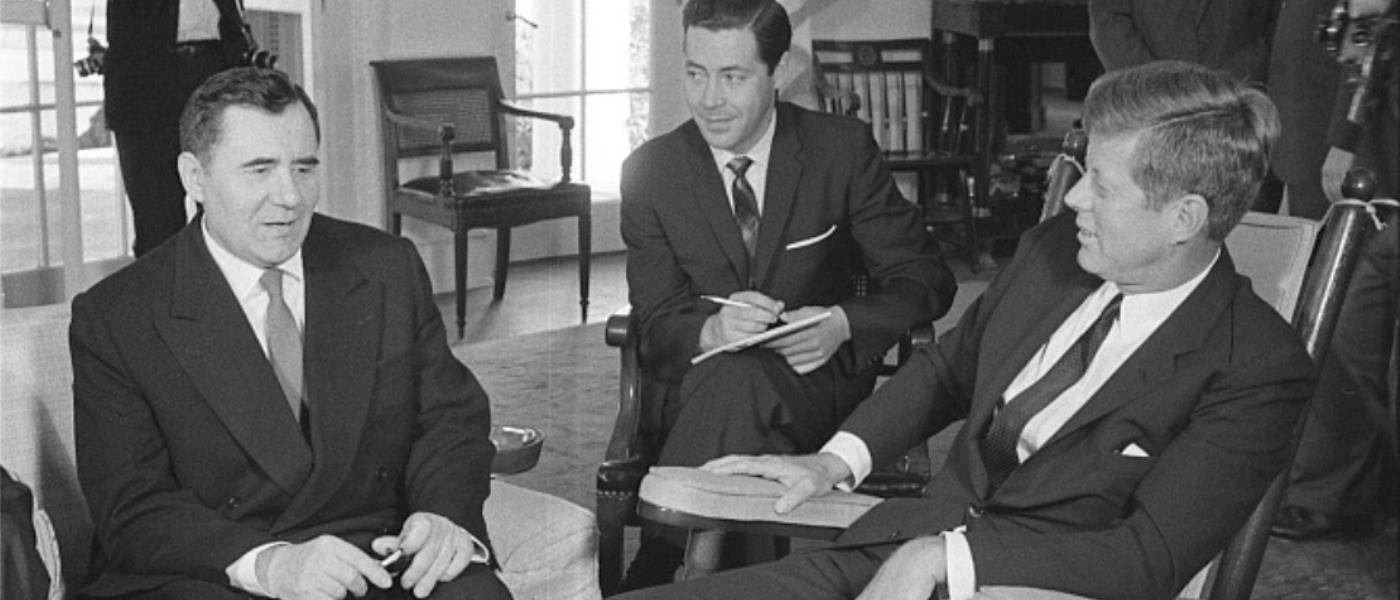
left=1114, top=250, right=1221, bottom=340
left=201, top=219, right=305, bottom=304
left=709, top=110, right=778, bottom=180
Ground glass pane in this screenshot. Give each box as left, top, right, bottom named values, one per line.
left=515, top=0, right=581, bottom=96
left=583, top=91, right=649, bottom=191
left=583, top=0, right=649, bottom=91
left=508, top=95, right=582, bottom=184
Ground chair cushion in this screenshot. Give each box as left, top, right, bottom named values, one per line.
left=639, top=466, right=882, bottom=530
left=403, top=170, right=570, bottom=199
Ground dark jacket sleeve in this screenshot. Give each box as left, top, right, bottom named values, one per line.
left=833, top=125, right=956, bottom=372
left=394, top=238, right=496, bottom=550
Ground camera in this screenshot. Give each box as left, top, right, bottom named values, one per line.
left=243, top=46, right=278, bottom=69
left=74, top=37, right=106, bottom=77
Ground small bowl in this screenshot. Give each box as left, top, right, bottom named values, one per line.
left=490, top=425, right=544, bottom=474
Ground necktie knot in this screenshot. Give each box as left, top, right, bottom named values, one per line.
left=727, top=156, right=753, bottom=178
left=260, top=269, right=285, bottom=300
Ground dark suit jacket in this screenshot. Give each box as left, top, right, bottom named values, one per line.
left=1089, top=0, right=1279, bottom=83
left=103, top=0, right=248, bottom=132
left=70, top=215, right=496, bottom=596
left=834, top=214, right=1314, bottom=600
left=620, top=102, right=956, bottom=386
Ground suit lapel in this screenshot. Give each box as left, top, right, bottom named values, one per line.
left=276, top=217, right=382, bottom=529
left=683, top=124, right=752, bottom=288
left=752, top=105, right=802, bottom=290
left=155, top=222, right=313, bottom=496
left=1040, top=251, right=1238, bottom=450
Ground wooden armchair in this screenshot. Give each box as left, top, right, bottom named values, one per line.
left=596, top=274, right=935, bottom=594
left=633, top=131, right=1383, bottom=597
left=371, top=57, right=592, bottom=339
left=812, top=38, right=991, bottom=270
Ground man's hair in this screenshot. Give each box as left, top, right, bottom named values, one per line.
left=1082, top=60, right=1280, bottom=241
left=179, top=67, right=321, bottom=160
left=683, top=0, right=791, bottom=73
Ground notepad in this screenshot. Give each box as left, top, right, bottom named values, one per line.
left=690, top=311, right=832, bottom=365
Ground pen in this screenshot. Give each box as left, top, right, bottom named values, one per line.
left=700, top=295, right=785, bottom=321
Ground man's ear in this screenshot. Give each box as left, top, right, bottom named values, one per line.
left=176, top=152, right=205, bottom=203
left=1169, top=193, right=1210, bottom=243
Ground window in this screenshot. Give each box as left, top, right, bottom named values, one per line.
left=513, top=0, right=651, bottom=194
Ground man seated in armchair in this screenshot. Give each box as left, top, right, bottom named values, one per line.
left=617, top=0, right=957, bottom=588
left=70, top=66, right=591, bottom=600
left=616, top=60, right=1315, bottom=600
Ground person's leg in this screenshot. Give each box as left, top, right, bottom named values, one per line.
left=116, top=126, right=188, bottom=257
left=1282, top=226, right=1398, bottom=536
left=614, top=545, right=890, bottom=600
left=411, top=563, right=513, bottom=600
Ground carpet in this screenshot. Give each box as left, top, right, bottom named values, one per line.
left=455, top=323, right=616, bottom=512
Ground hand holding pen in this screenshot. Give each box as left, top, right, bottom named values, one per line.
left=698, top=291, right=785, bottom=351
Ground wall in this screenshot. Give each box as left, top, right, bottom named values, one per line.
left=810, top=0, right=930, bottom=40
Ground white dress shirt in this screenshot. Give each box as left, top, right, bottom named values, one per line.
left=821, top=252, right=1220, bottom=599
left=708, top=112, right=778, bottom=216
left=177, top=0, right=223, bottom=43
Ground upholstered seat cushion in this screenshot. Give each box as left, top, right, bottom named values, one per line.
left=402, top=170, right=585, bottom=200
left=638, top=466, right=882, bottom=530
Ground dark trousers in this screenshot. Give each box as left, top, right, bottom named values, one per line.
left=1287, top=224, right=1399, bottom=516
left=112, top=44, right=230, bottom=257
left=613, top=543, right=900, bottom=599
left=88, top=563, right=512, bottom=599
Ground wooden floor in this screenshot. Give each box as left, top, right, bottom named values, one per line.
left=459, top=249, right=1397, bottom=599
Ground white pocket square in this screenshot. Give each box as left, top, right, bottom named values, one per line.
left=1119, top=442, right=1151, bottom=458
left=785, top=224, right=837, bottom=250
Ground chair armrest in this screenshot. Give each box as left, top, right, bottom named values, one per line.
left=638, top=466, right=881, bottom=539
left=498, top=100, right=576, bottom=131
left=383, top=107, right=457, bottom=196
left=603, top=307, right=643, bottom=463
left=497, top=100, right=577, bottom=183
left=383, top=107, right=455, bottom=139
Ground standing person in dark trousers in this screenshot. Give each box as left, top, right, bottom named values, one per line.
left=1088, top=0, right=1280, bottom=83
left=104, top=0, right=253, bottom=256
left=618, top=0, right=955, bottom=589
left=1271, top=0, right=1399, bottom=541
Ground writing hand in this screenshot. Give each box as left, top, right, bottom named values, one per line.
left=854, top=536, right=947, bottom=600
left=703, top=452, right=852, bottom=514
left=258, top=535, right=391, bottom=600
left=699, top=291, right=784, bottom=351
left=371, top=512, right=479, bottom=598
left=761, top=305, right=850, bottom=374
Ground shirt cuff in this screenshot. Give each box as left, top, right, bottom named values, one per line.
left=820, top=431, right=872, bottom=491
left=467, top=531, right=490, bottom=565
left=942, top=529, right=976, bottom=600
left=227, top=541, right=289, bottom=597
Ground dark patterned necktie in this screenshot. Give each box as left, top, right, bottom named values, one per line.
left=727, top=156, right=760, bottom=261
left=261, top=269, right=305, bottom=424
left=982, top=294, right=1123, bottom=493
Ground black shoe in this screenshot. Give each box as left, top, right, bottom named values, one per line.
left=1270, top=505, right=1373, bottom=540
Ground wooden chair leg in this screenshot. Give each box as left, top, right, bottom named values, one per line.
left=578, top=211, right=591, bottom=321
left=677, top=530, right=724, bottom=582
left=596, top=489, right=632, bottom=596
left=454, top=229, right=468, bottom=339
left=494, top=228, right=511, bottom=301
left=390, top=211, right=403, bottom=236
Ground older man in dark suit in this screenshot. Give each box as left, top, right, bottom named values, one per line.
left=71, top=68, right=513, bottom=599
left=617, top=0, right=956, bottom=588
left=617, top=60, right=1315, bottom=600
